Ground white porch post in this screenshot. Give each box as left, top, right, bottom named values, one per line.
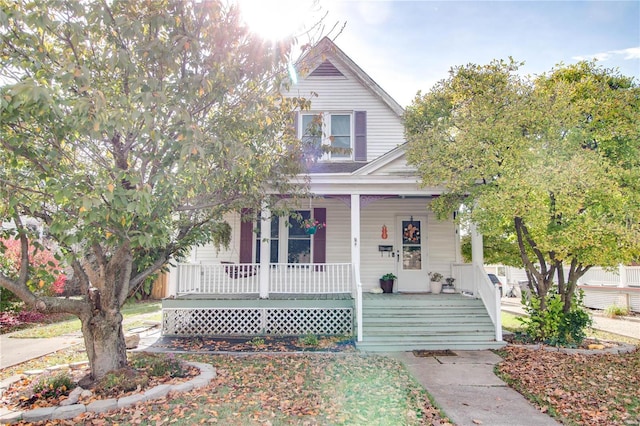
left=351, top=194, right=363, bottom=342
left=167, top=261, right=178, bottom=297
left=470, top=221, right=484, bottom=295
left=259, top=203, right=271, bottom=299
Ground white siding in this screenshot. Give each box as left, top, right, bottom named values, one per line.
left=285, top=59, right=405, bottom=161
left=191, top=212, right=242, bottom=263
left=359, top=198, right=457, bottom=290
left=373, top=156, right=417, bottom=175
left=427, top=211, right=457, bottom=279
left=188, top=198, right=459, bottom=293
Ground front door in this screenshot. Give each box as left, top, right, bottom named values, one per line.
left=396, top=215, right=428, bottom=292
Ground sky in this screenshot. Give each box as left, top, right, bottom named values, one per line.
left=241, top=0, right=640, bottom=107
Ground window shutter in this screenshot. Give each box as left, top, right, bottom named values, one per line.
left=292, top=112, right=299, bottom=138
left=312, top=207, right=326, bottom=267
left=239, top=208, right=254, bottom=264
left=354, top=111, right=367, bottom=161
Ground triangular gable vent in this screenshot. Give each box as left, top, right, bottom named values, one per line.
left=309, top=60, right=344, bottom=77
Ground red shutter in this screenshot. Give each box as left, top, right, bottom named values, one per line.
left=239, top=208, right=254, bottom=264
left=354, top=111, right=367, bottom=161
left=312, top=208, right=326, bottom=268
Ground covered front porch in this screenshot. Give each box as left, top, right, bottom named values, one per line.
left=162, top=260, right=503, bottom=350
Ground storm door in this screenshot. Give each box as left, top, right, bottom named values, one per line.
left=396, top=215, right=428, bottom=292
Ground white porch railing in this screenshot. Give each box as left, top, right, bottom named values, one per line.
left=452, top=263, right=475, bottom=295
left=175, top=263, right=353, bottom=295
left=269, top=263, right=353, bottom=293
left=452, top=263, right=502, bottom=342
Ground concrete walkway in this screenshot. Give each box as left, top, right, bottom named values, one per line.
left=392, top=350, right=561, bottom=426
left=0, top=334, right=84, bottom=370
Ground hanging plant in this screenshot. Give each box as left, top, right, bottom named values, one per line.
left=301, top=218, right=326, bottom=234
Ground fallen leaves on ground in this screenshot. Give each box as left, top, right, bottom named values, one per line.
left=11, top=354, right=451, bottom=425
left=497, top=346, right=640, bottom=425
left=153, top=335, right=356, bottom=353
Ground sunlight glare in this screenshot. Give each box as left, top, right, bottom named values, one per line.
left=238, top=0, right=315, bottom=41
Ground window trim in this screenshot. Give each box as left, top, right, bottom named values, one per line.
left=300, top=111, right=354, bottom=161
left=254, top=210, right=315, bottom=264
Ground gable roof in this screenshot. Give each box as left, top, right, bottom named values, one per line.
left=296, top=37, right=405, bottom=117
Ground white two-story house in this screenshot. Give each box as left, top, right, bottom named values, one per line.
left=162, top=37, right=503, bottom=351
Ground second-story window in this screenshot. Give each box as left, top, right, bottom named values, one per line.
left=301, top=112, right=352, bottom=161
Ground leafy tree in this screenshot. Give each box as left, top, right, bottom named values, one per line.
left=0, top=0, right=311, bottom=379
left=406, top=60, right=640, bottom=338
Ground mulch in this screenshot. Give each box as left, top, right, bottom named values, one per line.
left=148, top=335, right=356, bottom=353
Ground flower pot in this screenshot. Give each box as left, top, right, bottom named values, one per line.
left=430, top=281, right=442, bottom=294
left=305, top=226, right=317, bottom=235
left=379, top=279, right=394, bottom=293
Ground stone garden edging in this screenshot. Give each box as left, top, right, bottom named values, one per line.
left=0, top=362, right=216, bottom=424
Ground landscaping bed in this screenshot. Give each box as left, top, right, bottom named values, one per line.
left=151, top=334, right=356, bottom=353
left=496, top=345, right=640, bottom=425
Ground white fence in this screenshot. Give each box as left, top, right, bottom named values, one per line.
left=485, top=265, right=640, bottom=313
left=175, top=263, right=353, bottom=295
left=578, top=266, right=640, bottom=287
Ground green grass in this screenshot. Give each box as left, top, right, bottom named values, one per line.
left=100, top=353, right=449, bottom=425
left=1, top=352, right=450, bottom=425
left=501, top=311, right=526, bottom=332
left=9, top=301, right=161, bottom=339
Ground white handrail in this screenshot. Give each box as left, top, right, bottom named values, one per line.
left=474, top=263, right=502, bottom=341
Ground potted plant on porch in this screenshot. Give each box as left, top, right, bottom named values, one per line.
left=379, top=273, right=397, bottom=293
left=442, top=277, right=456, bottom=293
left=429, top=272, right=443, bottom=294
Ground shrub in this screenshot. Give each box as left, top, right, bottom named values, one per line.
left=96, top=368, right=149, bottom=396
left=129, top=353, right=187, bottom=378
left=299, top=334, right=319, bottom=347
left=0, top=238, right=66, bottom=296
left=519, top=288, right=592, bottom=346
left=31, top=371, right=75, bottom=400
left=604, top=304, right=630, bottom=318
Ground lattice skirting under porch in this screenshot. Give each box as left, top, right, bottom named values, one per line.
left=162, top=307, right=353, bottom=336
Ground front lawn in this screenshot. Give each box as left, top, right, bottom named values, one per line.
left=2, top=353, right=451, bottom=425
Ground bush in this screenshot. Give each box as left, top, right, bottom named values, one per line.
left=31, top=371, right=75, bottom=400
left=0, top=238, right=66, bottom=297
left=519, top=288, right=592, bottom=346
left=299, top=334, right=319, bottom=347
left=604, top=304, right=630, bottom=318
left=96, top=368, right=149, bottom=396
left=129, top=353, right=187, bottom=378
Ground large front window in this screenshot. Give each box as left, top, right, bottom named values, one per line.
left=301, top=112, right=352, bottom=160
left=255, top=211, right=312, bottom=264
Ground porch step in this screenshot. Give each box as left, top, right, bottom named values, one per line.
left=357, top=294, right=505, bottom=351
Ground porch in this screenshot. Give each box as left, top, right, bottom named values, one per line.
left=162, top=262, right=503, bottom=350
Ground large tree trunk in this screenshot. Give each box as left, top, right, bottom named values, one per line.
left=80, top=308, right=128, bottom=380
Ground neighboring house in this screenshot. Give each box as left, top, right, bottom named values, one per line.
left=162, top=38, right=503, bottom=350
